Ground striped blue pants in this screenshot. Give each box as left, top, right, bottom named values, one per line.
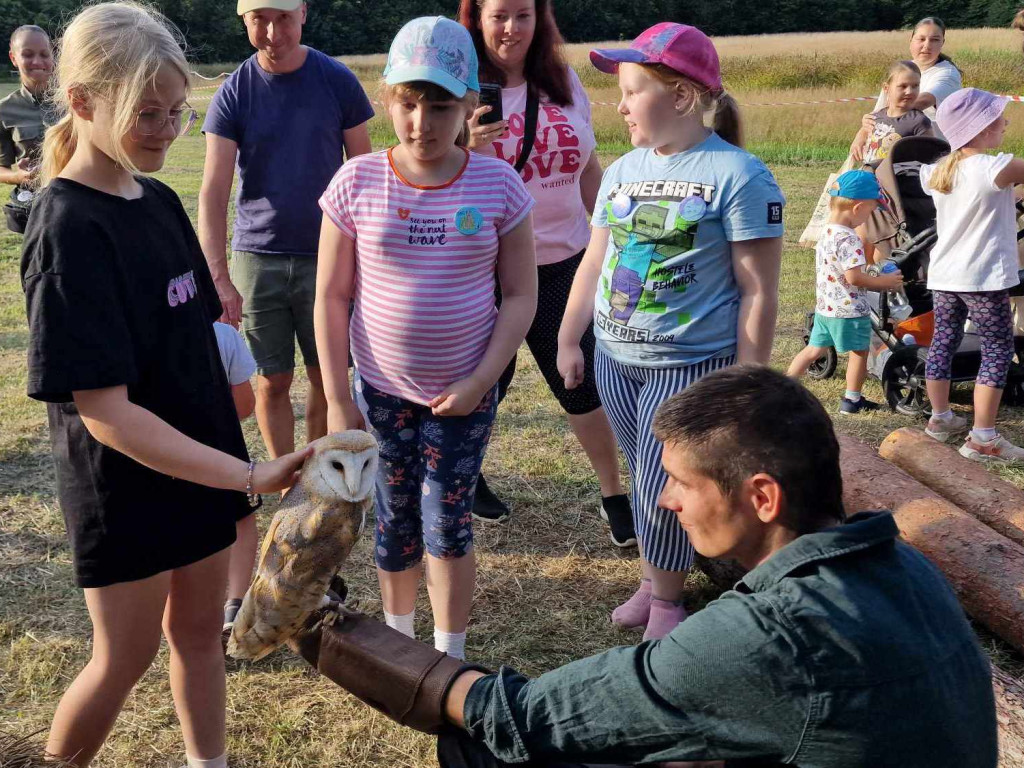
left=594, top=348, right=735, bottom=572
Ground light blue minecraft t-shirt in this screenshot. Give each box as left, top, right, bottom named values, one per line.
left=592, top=132, right=785, bottom=368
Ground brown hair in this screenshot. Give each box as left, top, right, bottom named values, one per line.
left=883, top=59, right=921, bottom=86
left=458, top=0, right=572, bottom=107
left=1013, top=8, right=1024, bottom=53
left=381, top=80, right=479, bottom=148
left=10, top=24, right=49, bottom=49
left=912, top=17, right=961, bottom=74
left=642, top=63, right=743, bottom=148
left=652, top=365, right=845, bottom=533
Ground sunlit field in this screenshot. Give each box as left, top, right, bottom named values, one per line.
left=3, top=26, right=1024, bottom=768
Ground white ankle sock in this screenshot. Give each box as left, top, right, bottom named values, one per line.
left=384, top=610, right=416, bottom=638
left=185, top=754, right=228, bottom=768
left=972, top=427, right=997, bottom=442
left=434, top=629, right=467, bottom=660
left=931, top=409, right=953, bottom=422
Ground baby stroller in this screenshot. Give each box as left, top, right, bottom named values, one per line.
left=803, top=135, right=1024, bottom=415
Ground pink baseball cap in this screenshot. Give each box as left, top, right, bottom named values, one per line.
left=590, top=23, right=722, bottom=92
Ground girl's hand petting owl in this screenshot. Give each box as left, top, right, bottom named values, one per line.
left=251, top=446, right=315, bottom=493
left=430, top=377, right=486, bottom=417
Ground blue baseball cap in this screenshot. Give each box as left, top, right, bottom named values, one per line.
left=384, top=17, right=480, bottom=98
left=829, top=170, right=887, bottom=207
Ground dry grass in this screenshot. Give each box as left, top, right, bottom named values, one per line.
left=3, top=29, right=1024, bottom=767
left=0, top=729, right=75, bottom=767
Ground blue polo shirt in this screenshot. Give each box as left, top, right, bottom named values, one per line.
left=202, top=47, right=374, bottom=256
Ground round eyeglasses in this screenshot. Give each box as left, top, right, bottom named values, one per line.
left=134, top=104, right=198, bottom=137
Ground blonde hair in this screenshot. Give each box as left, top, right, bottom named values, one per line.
left=928, top=149, right=965, bottom=195
left=640, top=64, right=743, bottom=148
left=41, top=2, right=190, bottom=185
left=828, top=195, right=860, bottom=213
left=380, top=80, right=479, bottom=148
left=883, top=60, right=921, bottom=87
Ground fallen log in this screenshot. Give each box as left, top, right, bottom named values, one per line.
left=879, top=427, right=1024, bottom=549
left=839, top=434, right=1024, bottom=653
left=995, top=666, right=1024, bottom=767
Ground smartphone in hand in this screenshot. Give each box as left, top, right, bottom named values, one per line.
left=478, top=83, right=503, bottom=125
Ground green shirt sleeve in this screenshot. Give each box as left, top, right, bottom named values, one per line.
left=462, top=592, right=811, bottom=764
left=0, top=123, right=16, bottom=169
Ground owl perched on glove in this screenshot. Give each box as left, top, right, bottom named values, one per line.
left=227, top=430, right=378, bottom=661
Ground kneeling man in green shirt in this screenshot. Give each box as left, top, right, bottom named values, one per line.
left=294, top=365, right=997, bottom=768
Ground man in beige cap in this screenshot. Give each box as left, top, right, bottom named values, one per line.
left=199, top=0, right=373, bottom=633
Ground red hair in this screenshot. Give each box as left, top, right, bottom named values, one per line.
left=458, top=0, right=572, bottom=107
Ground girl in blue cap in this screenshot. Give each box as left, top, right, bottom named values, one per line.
left=316, top=17, right=537, bottom=659
left=557, top=23, right=784, bottom=640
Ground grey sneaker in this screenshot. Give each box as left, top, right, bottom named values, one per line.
left=925, top=412, right=969, bottom=443
left=959, top=434, right=1024, bottom=463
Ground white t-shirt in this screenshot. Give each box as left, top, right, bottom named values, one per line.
left=874, top=59, right=962, bottom=138
left=920, top=153, right=1021, bottom=292
left=213, top=322, right=257, bottom=385
left=815, top=224, right=870, bottom=318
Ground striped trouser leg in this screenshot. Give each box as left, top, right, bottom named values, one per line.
left=594, top=348, right=644, bottom=537
left=599, top=351, right=736, bottom=572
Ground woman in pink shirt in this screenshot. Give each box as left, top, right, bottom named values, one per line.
left=460, top=0, right=631, bottom=543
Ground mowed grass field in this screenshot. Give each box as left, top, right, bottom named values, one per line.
left=3, top=26, right=1024, bottom=767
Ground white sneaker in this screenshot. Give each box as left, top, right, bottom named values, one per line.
left=925, top=412, right=969, bottom=443
left=958, top=434, right=1024, bottom=463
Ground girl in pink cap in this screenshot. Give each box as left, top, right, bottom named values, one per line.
left=920, top=87, right=1024, bottom=462
left=558, top=23, right=784, bottom=640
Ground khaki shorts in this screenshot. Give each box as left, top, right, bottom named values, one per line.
left=231, top=251, right=318, bottom=376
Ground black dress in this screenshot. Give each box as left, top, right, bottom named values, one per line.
left=21, top=176, right=250, bottom=587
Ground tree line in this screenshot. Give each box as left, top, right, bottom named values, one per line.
left=2, top=0, right=1023, bottom=64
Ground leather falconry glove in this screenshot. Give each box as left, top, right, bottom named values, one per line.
left=290, top=605, right=490, bottom=734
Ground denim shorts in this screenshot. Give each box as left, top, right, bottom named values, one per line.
left=231, top=251, right=318, bottom=375
left=810, top=313, right=871, bottom=354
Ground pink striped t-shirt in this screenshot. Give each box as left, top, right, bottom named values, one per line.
left=319, top=148, right=534, bottom=405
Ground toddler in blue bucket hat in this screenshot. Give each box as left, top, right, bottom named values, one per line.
left=788, top=169, right=903, bottom=414
left=315, top=17, right=537, bottom=659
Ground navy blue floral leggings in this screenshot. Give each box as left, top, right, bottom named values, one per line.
left=355, top=372, right=498, bottom=572
left=925, top=290, right=1014, bottom=389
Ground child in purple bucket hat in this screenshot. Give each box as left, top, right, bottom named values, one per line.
left=557, top=23, right=785, bottom=640
left=920, top=87, right=1024, bottom=461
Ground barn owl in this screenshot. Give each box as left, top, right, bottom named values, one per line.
left=227, top=430, right=378, bottom=661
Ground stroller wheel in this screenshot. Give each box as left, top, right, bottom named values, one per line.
left=806, top=346, right=838, bottom=380
left=1003, top=379, right=1024, bottom=407
left=882, top=346, right=931, bottom=416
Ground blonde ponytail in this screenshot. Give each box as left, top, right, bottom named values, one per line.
left=641, top=64, right=744, bottom=148
left=40, top=2, right=190, bottom=186
left=712, top=92, right=743, bottom=148
left=928, top=149, right=965, bottom=195
left=40, top=114, right=77, bottom=186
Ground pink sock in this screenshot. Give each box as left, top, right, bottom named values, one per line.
left=611, top=579, right=652, bottom=628
left=642, top=598, right=688, bottom=641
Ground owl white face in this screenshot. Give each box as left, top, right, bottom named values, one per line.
left=312, top=447, right=378, bottom=502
